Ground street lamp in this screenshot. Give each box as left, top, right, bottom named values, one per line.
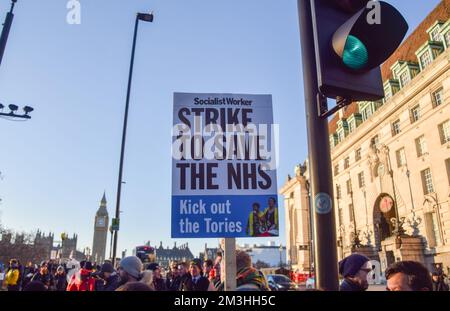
left=0, top=103, right=34, bottom=120
left=0, top=0, right=18, bottom=68
left=279, top=244, right=283, bottom=268
left=111, top=11, right=154, bottom=267
left=348, top=174, right=361, bottom=249
left=406, top=168, right=421, bottom=236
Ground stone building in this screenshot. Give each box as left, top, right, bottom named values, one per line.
left=92, top=193, right=109, bottom=263
left=154, top=242, right=194, bottom=268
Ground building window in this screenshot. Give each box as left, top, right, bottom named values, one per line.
left=355, top=148, right=362, bottom=162
left=432, top=88, right=444, bottom=108
left=421, top=168, right=434, bottom=195
left=415, top=135, right=428, bottom=157
left=384, top=87, right=392, bottom=101
left=425, top=212, right=442, bottom=248
left=446, top=158, right=450, bottom=185
left=336, top=185, right=342, bottom=200
left=348, top=121, right=355, bottom=133
left=445, top=31, right=450, bottom=47
left=430, top=27, right=442, bottom=42
left=349, top=204, right=354, bottom=223
left=410, top=105, right=421, bottom=123
left=392, top=119, right=401, bottom=136
left=439, top=120, right=450, bottom=144
left=372, top=135, right=379, bottom=148
left=400, top=71, right=410, bottom=87
left=358, top=172, right=365, bottom=188
left=344, top=157, right=350, bottom=169
left=346, top=179, right=352, bottom=195
left=420, top=50, right=433, bottom=69
left=334, top=164, right=340, bottom=176
left=362, top=105, right=373, bottom=121
left=338, top=207, right=344, bottom=226
left=396, top=148, right=406, bottom=167
left=338, top=130, right=345, bottom=142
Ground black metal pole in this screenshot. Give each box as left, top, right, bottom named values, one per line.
left=349, top=179, right=359, bottom=247
left=0, top=0, right=17, bottom=68
left=387, top=149, right=401, bottom=235
left=297, top=0, right=338, bottom=290
left=112, top=15, right=140, bottom=267
left=109, top=227, right=113, bottom=260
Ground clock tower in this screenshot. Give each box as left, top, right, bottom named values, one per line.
left=92, top=192, right=109, bottom=263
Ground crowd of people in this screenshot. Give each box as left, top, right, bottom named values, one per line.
left=1, top=252, right=449, bottom=291
left=0, top=250, right=269, bottom=291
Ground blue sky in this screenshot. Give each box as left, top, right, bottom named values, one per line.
left=0, top=0, right=441, bottom=258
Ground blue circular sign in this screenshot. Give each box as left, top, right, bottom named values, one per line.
left=315, top=193, right=332, bottom=215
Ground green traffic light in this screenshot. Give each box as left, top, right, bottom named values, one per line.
left=342, top=35, right=369, bottom=70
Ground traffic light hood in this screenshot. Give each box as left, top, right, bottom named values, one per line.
left=332, top=1, right=409, bottom=71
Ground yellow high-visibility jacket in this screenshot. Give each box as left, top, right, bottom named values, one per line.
left=246, top=211, right=263, bottom=236
left=262, top=207, right=278, bottom=229
left=5, top=269, right=19, bottom=286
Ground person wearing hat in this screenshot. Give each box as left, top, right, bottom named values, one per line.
left=54, top=266, right=68, bottom=291
left=31, top=261, right=54, bottom=290
left=145, top=263, right=166, bottom=291
left=181, top=259, right=212, bottom=291
left=95, top=262, right=120, bottom=291
left=117, top=256, right=143, bottom=287
left=339, top=253, right=372, bottom=291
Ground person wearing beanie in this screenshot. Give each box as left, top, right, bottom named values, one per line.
left=339, top=253, right=372, bottom=291
left=146, top=263, right=166, bottom=291
left=95, top=262, right=120, bottom=291
left=181, top=259, right=211, bottom=291
left=117, top=256, right=143, bottom=287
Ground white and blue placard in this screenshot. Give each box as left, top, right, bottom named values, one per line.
left=171, top=93, right=278, bottom=238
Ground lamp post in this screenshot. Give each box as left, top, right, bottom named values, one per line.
left=111, top=11, right=154, bottom=267
left=0, top=103, right=34, bottom=120
left=348, top=175, right=361, bottom=248
left=406, top=168, right=421, bottom=236
left=385, top=146, right=404, bottom=237
left=279, top=244, right=283, bottom=268
left=0, top=0, right=17, bottom=68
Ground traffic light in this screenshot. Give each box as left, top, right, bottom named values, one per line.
left=311, top=0, right=408, bottom=101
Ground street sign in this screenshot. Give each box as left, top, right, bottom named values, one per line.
left=171, top=93, right=278, bottom=238
left=111, top=218, right=120, bottom=231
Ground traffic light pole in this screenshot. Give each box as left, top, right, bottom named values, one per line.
left=297, top=0, right=339, bottom=290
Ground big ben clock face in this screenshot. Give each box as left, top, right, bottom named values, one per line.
left=97, top=217, right=106, bottom=227
left=380, top=196, right=393, bottom=214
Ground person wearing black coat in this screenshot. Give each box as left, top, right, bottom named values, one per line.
left=95, top=262, right=120, bottom=291
left=165, top=261, right=180, bottom=291
left=31, top=261, right=54, bottom=290
left=338, top=254, right=371, bottom=291
left=181, top=259, right=210, bottom=291
left=54, top=266, right=68, bottom=291
left=432, top=272, right=449, bottom=291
